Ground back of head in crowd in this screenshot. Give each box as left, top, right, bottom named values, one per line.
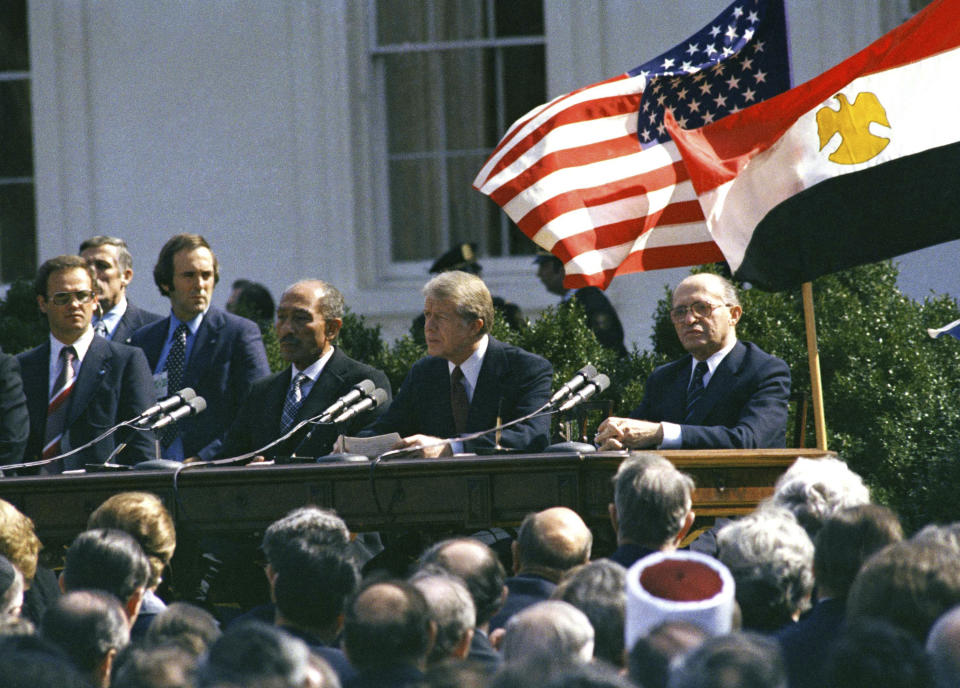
left=716, top=507, right=814, bottom=632
left=419, top=538, right=506, bottom=628
left=0, top=554, right=25, bottom=618
left=501, top=600, right=594, bottom=666
left=846, top=537, right=960, bottom=642
left=813, top=503, right=903, bottom=600
left=410, top=568, right=476, bottom=665
left=0, top=498, right=42, bottom=585
left=612, top=453, right=695, bottom=550
left=111, top=644, right=198, bottom=688
left=343, top=578, right=434, bottom=673
left=927, top=603, right=960, bottom=688
left=272, top=537, right=359, bottom=640
left=0, top=639, right=91, bottom=688
left=669, top=631, right=787, bottom=688
left=553, top=559, right=626, bottom=666
left=62, top=528, right=151, bottom=622
left=87, top=492, right=176, bottom=592
left=143, top=602, right=221, bottom=657
left=196, top=620, right=326, bottom=688
left=770, top=457, right=869, bottom=538
left=628, top=621, right=708, bottom=688
left=514, top=507, right=592, bottom=580
left=41, top=590, right=130, bottom=688
left=826, top=618, right=931, bottom=688
left=261, top=506, right=350, bottom=566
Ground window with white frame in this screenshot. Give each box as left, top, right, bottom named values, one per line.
left=370, top=0, right=545, bottom=264
left=0, top=0, right=36, bottom=283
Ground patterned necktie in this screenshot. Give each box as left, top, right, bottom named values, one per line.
left=43, top=346, right=76, bottom=460
left=94, top=320, right=109, bottom=338
left=450, top=366, right=469, bottom=435
left=159, top=324, right=189, bottom=447
left=280, top=373, right=308, bottom=433
left=684, top=360, right=709, bottom=421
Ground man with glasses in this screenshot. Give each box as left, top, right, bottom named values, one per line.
left=596, top=273, right=790, bottom=450
left=16, top=255, right=156, bottom=471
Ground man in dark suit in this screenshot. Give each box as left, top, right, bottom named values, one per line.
left=130, top=234, right=270, bottom=461
left=0, top=348, right=29, bottom=465
left=596, top=273, right=790, bottom=450
left=535, top=253, right=628, bottom=357
left=80, top=236, right=163, bottom=345
left=17, top=256, right=156, bottom=470
left=220, top=279, right=391, bottom=459
left=366, top=270, right=552, bottom=457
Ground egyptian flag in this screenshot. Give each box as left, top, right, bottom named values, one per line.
left=666, top=0, right=960, bottom=291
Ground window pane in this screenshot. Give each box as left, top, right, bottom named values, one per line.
left=377, top=0, right=491, bottom=45
left=0, top=80, right=33, bottom=177
left=448, top=153, right=496, bottom=252
left=443, top=48, right=489, bottom=150
left=0, top=183, right=37, bottom=281
left=384, top=53, right=440, bottom=155
left=495, top=0, right=543, bottom=38
left=0, top=0, right=29, bottom=71
left=390, top=158, right=444, bottom=261
left=498, top=44, right=546, bottom=142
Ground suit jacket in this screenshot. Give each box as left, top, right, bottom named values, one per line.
left=0, top=350, right=29, bottom=465
left=110, top=301, right=164, bottom=345
left=630, top=340, right=791, bottom=449
left=130, top=306, right=271, bottom=460
left=775, top=597, right=845, bottom=688
left=17, top=336, right=156, bottom=469
left=488, top=573, right=557, bottom=632
left=220, top=347, right=392, bottom=459
left=364, top=337, right=552, bottom=453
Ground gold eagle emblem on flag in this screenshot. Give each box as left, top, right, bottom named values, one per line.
left=816, top=92, right=891, bottom=165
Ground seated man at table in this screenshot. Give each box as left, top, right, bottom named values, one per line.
left=596, top=273, right=790, bottom=450
left=363, top=271, right=552, bottom=457
left=220, top=279, right=391, bottom=459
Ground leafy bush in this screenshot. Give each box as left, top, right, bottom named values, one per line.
left=0, top=280, right=46, bottom=354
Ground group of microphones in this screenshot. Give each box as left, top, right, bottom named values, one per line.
left=547, top=364, right=610, bottom=413
left=132, top=388, right=207, bottom=431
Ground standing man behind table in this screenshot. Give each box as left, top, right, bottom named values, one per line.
left=220, top=279, right=391, bottom=459
left=130, top=234, right=270, bottom=461
left=79, top=236, right=163, bottom=345
left=17, top=256, right=156, bottom=470
left=596, top=273, right=791, bottom=450
left=364, top=270, right=552, bottom=457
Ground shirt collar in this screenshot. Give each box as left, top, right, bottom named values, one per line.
left=448, top=334, right=488, bottom=391
left=50, top=327, right=95, bottom=364
left=97, top=294, right=127, bottom=330
left=292, top=346, right=335, bottom=381
left=694, top=337, right=738, bottom=378
left=168, top=309, right=205, bottom=338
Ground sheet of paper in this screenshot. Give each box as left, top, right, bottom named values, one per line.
left=339, top=433, right=402, bottom=458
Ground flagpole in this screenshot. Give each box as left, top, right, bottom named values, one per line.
left=801, top=282, right=828, bottom=450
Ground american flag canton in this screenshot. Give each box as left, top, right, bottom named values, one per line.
left=630, top=0, right=790, bottom=147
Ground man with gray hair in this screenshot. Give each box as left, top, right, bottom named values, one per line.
left=770, top=456, right=870, bottom=538
left=365, top=270, right=552, bottom=457
left=410, top=568, right=476, bottom=665
left=221, top=279, right=392, bottom=459
left=607, top=453, right=696, bottom=568
left=597, top=272, right=790, bottom=450
left=80, top=235, right=162, bottom=344
left=501, top=600, right=595, bottom=666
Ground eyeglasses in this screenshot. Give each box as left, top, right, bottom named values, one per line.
left=669, top=301, right=729, bottom=322
left=48, top=290, right=95, bottom=306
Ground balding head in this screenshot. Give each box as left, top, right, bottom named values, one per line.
left=502, top=600, right=595, bottom=665
left=344, top=580, right=433, bottom=671
left=515, top=507, right=592, bottom=580
left=670, top=273, right=742, bottom=360
left=419, top=538, right=507, bottom=628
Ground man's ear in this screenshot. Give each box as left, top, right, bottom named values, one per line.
left=326, top=318, right=343, bottom=341
left=511, top=540, right=521, bottom=576
left=454, top=628, right=474, bottom=659
left=608, top=502, right=619, bottom=538
left=37, top=294, right=48, bottom=315
left=673, top=510, right=696, bottom=548
left=120, top=267, right=134, bottom=288
left=58, top=571, right=66, bottom=593
left=125, top=586, right=145, bottom=624
left=728, top=304, right=743, bottom=327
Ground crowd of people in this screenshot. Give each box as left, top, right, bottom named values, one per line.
left=0, top=452, right=957, bottom=687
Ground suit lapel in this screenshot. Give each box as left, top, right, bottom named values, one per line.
left=665, top=356, right=692, bottom=422
left=469, top=338, right=505, bottom=428
left=185, top=308, right=223, bottom=381
left=298, top=351, right=349, bottom=421
left=21, top=345, right=51, bottom=438
left=67, top=337, right=111, bottom=428
left=686, top=341, right=746, bottom=424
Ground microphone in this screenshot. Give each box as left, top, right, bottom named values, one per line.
left=149, top=397, right=207, bottom=430
left=332, top=388, right=388, bottom=424
left=557, top=374, right=610, bottom=412
left=548, top=365, right=598, bottom=406
left=133, top=388, right=197, bottom=424
left=318, top=380, right=377, bottom=423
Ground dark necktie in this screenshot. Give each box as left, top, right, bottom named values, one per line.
left=280, top=373, right=308, bottom=433
left=450, top=366, right=469, bottom=435
left=685, top=360, right=709, bottom=421
left=43, top=346, right=76, bottom=460
left=159, top=324, right=189, bottom=447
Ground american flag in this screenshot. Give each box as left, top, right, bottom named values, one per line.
left=472, top=0, right=790, bottom=289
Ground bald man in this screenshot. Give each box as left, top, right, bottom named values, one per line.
left=489, top=507, right=593, bottom=631
left=220, top=279, right=391, bottom=459
left=596, top=273, right=791, bottom=450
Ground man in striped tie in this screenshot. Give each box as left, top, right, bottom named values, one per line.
left=16, top=256, right=156, bottom=471
left=596, top=274, right=791, bottom=450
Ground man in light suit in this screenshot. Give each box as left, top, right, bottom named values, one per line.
left=130, top=234, right=270, bottom=461
left=596, top=273, right=790, bottom=450
left=80, top=236, right=163, bottom=345
left=220, top=279, right=391, bottom=459
left=364, top=270, right=552, bottom=456
left=17, top=256, right=156, bottom=470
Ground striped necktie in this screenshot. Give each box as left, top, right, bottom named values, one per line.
left=43, top=346, right=76, bottom=460
left=684, top=360, right=709, bottom=422
left=280, top=373, right=308, bottom=433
